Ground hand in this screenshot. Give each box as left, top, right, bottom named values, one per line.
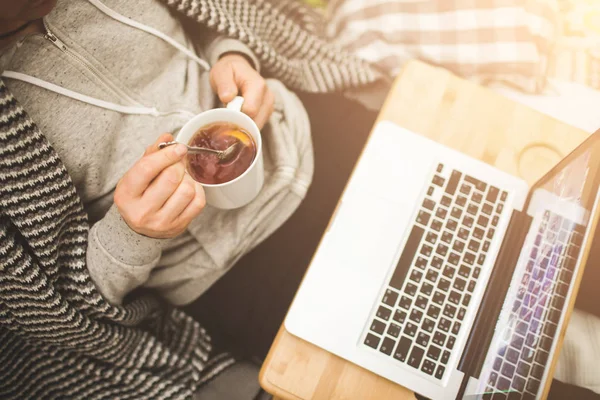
left=114, top=134, right=206, bottom=239
left=210, top=53, right=275, bottom=129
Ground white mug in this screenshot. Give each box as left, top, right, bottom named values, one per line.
left=176, top=97, right=264, bottom=209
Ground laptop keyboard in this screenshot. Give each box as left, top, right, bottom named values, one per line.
left=482, top=210, right=584, bottom=398
left=363, top=163, right=507, bottom=380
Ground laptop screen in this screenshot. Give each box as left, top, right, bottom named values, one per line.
left=473, top=131, right=600, bottom=398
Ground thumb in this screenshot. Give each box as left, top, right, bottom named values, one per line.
left=210, top=63, right=239, bottom=104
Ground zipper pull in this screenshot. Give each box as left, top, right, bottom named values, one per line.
left=44, top=29, right=67, bottom=51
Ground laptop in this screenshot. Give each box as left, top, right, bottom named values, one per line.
left=285, top=121, right=600, bottom=400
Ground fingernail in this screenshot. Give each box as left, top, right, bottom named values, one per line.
left=221, top=90, right=232, bottom=99
left=174, top=144, right=187, bottom=156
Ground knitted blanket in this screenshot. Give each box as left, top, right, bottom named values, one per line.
left=0, top=1, right=377, bottom=399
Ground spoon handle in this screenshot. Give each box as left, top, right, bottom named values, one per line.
left=158, top=141, right=222, bottom=156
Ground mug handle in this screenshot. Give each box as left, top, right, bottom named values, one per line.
left=226, top=96, right=245, bottom=112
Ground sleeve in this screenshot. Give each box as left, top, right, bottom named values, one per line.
left=204, top=34, right=261, bottom=73
left=86, top=204, right=167, bottom=305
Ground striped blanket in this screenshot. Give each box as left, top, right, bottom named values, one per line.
left=326, top=0, right=559, bottom=93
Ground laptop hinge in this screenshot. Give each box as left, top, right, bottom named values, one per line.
left=455, top=209, right=532, bottom=398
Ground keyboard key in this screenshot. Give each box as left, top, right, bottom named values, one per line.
left=526, top=378, right=540, bottom=394
left=492, top=216, right=499, bottom=227
left=435, top=243, right=448, bottom=257
left=451, top=207, right=462, bottom=219
left=416, top=332, right=430, bottom=347
left=463, top=216, right=474, bottom=228
left=482, top=241, right=490, bottom=252
left=435, top=365, right=445, bottom=379
left=438, top=318, right=451, bottom=332
left=404, top=322, right=418, bottom=337
left=382, top=289, right=399, bottom=307
left=405, top=283, right=418, bottom=297
left=433, top=292, right=445, bottom=305
left=453, top=240, right=465, bottom=253
left=441, top=350, right=450, bottom=364
left=473, top=267, right=481, bottom=279
left=467, top=280, right=476, bottom=292
left=506, top=348, right=519, bottom=364
left=441, top=231, right=453, bottom=244
left=420, top=244, right=433, bottom=257
left=440, top=195, right=452, bottom=207
left=421, top=359, right=435, bottom=375
left=389, top=225, right=425, bottom=290
left=464, top=252, right=475, bottom=265
left=399, top=296, right=412, bottom=310
left=427, top=305, right=441, bottom=319
left=393, top=310, right=407, bottom=324
left=393, top=336, right=412, bottom=362
left=417, top=211, right=431, bottom=226
left=422, top=318, right=435, bottom=333
left=410, top=270, right=423, bottom=284
left=559, top=269, right=573, bottom=284
left=377, top=306, right=392, bottom=321
left=431, top=219, right=443, bottom=232
left=436, top=208, right=448, bottom=219
left=437, top=278, right=451, bottom=292
left=487, top=186, right=499, bottom=203
left=422, top=282, right=434, bottom=296
left=477, top=215, right=489, bottom=227
left=467, top=204, right=478, bottom=216
left=531, top=363, right=545, bottom=379
left=497, top=377, right=511, bottom=391
left=443, top=304, right=457, bottom=318
left=540, top=335, right=553, bottom=351
left=465, top=175, right=487, bottom=192
left=432, top=175, right=445, bottom=187
left=425, top=232, right=437, bottom=244
left=453, top=277, right=466, bottom=291
left=445, top=171, right=461, bottom=195
left=433, top=332, right=446, bottom=347
left=462, top=294, right=471, bottom=307
left=501, top=361, right=516, bottom=379
left=457, top=228, right=469, bottom=241
left=415, top=257, right=427, bottom=269
left=364, top=333, right=381, bottom=349
left=535, top=350, right=549, bottom=365
left=446, top=219, right=458, bottom=232
left=517, top=361, right=531, bottom=377
left=477, top=254, right=486, bottom=265
left=448, top=290, right=461, bottom=305
left=473, top=227, right=484, bottom=240
left=449, top=253, right=460, bottom=265
left=380, top=337, right=396, bottom=355
left=388, top=323, right=401, bottom=338
left=458, top=265, right=471, bottom=278
left=468, top=239, right=480, bottom=253
left=427, top=186, right=434, bottom=196
left=442, top=265, right=456, bottom=279
left=522, top=346, right=535, bottom=363
left=370, top=319, right=386, bottom=335
left=457, top=307, right=466, bottom=321
left=460, top=184, right=471, bottom=196
left=446, top=336, right=455, bottom=350
left=415, top=295, right=428, bottom=310
left=408, top=346, right=425, bottom=369
left=425, top=270, right=439, bottom=284
left=423, top=198, right=436, bottom=211
left=427, top=344, right=441, bottom=361
left=487, top=228, right=495, bottom=240
left=512, top=376, right=526, bottom=392
left=409, top=309, right=423, bottom=324
left=431, top=256, right=443, bottom=269
left=472, top=192, right=482, bottom=204
left=497, top=203, right=504, bottom=213
left=456, top=196, right=467, bottom=207
left=482, top=203, right=493, bottom=216
left=552, top=295, right=565, bottom=310
left=450, top=320, right=460, bottom=334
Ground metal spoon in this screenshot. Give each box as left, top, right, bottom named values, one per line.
left=158, top=141, right=240, bottom=162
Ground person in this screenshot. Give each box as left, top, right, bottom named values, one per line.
left=0, top=0, right=328, bottom=398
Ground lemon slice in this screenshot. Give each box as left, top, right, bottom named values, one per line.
left=228, top=130, right=252, bottom=146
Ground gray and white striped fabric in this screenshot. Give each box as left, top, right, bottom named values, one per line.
left=326, top=0, right=559, bottom=93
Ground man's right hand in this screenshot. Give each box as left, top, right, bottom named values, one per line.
left=114, top=133, right=206, bottom=239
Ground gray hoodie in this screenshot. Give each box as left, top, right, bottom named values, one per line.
left=1, top=0, right=313, bottom=305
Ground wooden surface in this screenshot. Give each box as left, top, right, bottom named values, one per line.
left=260, top=60, right=591, bottom=400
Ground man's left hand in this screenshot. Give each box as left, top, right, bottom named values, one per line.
left=210, top=53, right=275, bottom=129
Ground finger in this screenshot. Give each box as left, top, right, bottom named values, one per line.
left=144, top=133, right=174, bottom=156
left=121, top=142, right=188, bottom=197
left=240, top=74, right=267, bottom=119
left=174, top=184, right=206, bottom=226
left=210, top=63, right=238, bottom=104
left=141, top=162, right=186, bottom=210
left=159, top=175, right=202, bottom=221
left=253, top=88, right=275, bottom=130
